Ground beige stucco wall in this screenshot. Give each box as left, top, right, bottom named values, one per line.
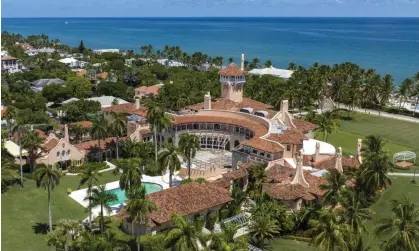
left=36, top=138, right=85, bottom=166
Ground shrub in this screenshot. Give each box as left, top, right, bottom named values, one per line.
left=68, top=162, right=107, bottom=174
left=194, top=215, right=204, bottom=231
left=140, top=234, right=167, bottom=251
left=219, top=208, right=229, bottom=221
left=67, top=188, right=72, bottom=194
left=205, top=212, right=217, bottom=231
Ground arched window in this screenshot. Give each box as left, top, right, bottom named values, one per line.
left=61, top=150, right=65, bottom=156
left=234, top=140, right=240, bottom=147
left=56, top=151, right=60, bottom=157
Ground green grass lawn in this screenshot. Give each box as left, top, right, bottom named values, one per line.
left=268, top=238, right=315, bottom=251
left=316, top=111, right=419, bottom=169
left=1, top=170, right=121, bottom=251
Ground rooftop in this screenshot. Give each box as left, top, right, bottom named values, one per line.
left=248, top=66, right=294, bottom=79
left=102, top=103, right=147, bottom=117
left=219, top=63, right=246, bottom=77
left=135, top=84, right=163, bottom=96
left=146, top=182, right=232, bottom=225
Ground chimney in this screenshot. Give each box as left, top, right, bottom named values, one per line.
left=313, top=141, right=320, bottom=162
left=135, top=98, right=140, bottom=109
left=281, top=100, right=289, bottom=116
left=204, top=92, right=211, bottom=110
left=291, top=150, right=309, bottom=188
left=240, top=54, right=244, bottom=71
left=335, top=147, right=343, bottom=173
left=357, top=139, right=362, bottom=164
left=64, top=124, right=69, bottom=142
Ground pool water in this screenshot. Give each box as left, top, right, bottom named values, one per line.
left=106, top=183, right=163, bottom=206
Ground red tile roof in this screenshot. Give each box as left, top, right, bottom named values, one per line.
left=219, top=63, right=246, bottom=76
left=135, top=84, right=162, bottom=96
left=70, top=121, right=93, bottom=128
left=263, top=165, right=327, bottom=200
left=76, top=70, right=87, bottom=77
left=146, top=183, right=232, bottom=225
left=35, top=129, right=48, bottom=139
left=102, top=103, right=147, bottom=117
left=240, top=138, right=283, bottom=153
left=267, top=128, right=308, bottom=145
left=292, top=119, right=318, bottom=132
left=222, top=168, right=248, bottom=181
left=44, top=138, right=59, bottom=152
left=96, top=72, right=108, bottom=80
left=311, top=155, right=360, bottom=170
left=75, top=137, right=124, bottom=153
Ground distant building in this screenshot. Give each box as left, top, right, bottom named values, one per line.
left=25, top=47, right=56, bottom=56
left=59, top=57, right=87, bottom=68
left=1, top=56, right=22, bottom=73
left=1, top=50, right=9, bottom=57
left=15, top=42, right=34, bottom=51
left=134, top=84, right=163, bottom=98
left=30, top=78, right=65, bottom=92
left=248, top=66, right=294, bottom=80
left=61, top=96, right=129, bottom=108
left=93, top=49, right=120, bottom=55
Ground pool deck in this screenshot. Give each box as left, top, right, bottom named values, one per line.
left=69, top=174, right=182, bottom=223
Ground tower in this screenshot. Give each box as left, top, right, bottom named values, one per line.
left=218, top=55, right=246, bottom=103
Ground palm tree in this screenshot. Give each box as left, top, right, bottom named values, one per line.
left=115, top=158, right=143, bottom=191
left=98, top=230, right=131, bottom=251
left=379, top=74, right=394, bottom=109
left=126, top=186, right=157, bottom=251
left=288, top=62, right=296, bottom=70
left=46, top=219, right=83, bottom=250
left=88, top=185, right=117, bottom=233
left=338, top=190, right=373, bottom=234
left=91, top=115, right=108, bottom=162
left=309, top=209, right=350, bottom=251
left=108, top=111, right=127, bottom=159
left=145, top=101, right=172, bottom=167
left=374, top=197, right=419, bottom=251
left=320, top=168, right=348, bottom=206
left=69, top=124, right=86, bottom=143
left=314, top=111, right=339, bottom=142
left=11, top=123, right=28, bottom=185
left=22, top=130, right=44, bottom=173
left=78, top=165, right=101, bottom=229
left=35, top=165, right=61, bottom=232
left=247, top=163, right=267, bottom=201
left=178, top=133, right=200, bottom=180
left=164, top=215, right=199, bottom=251
left=264, top=60, right=273, bottom=68
left=158, top=144, right=182, bottom=187
left=206, top=223, right=248, bottom=251
left=398, top=78, right=413, bottom=110
left=249, top=214, right=280, bottom=248
left=361, top=135, right=386, bottom=157
left=250, top=57, right=260, bottom=69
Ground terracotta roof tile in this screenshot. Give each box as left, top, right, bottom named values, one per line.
left=96, top=72, right=108, bottom=80
left=135, top=84, right=161, bottom=96
left=75, top=137, right=125, bottom=153
left=219, top=63, right=246, bottom=76
left=222, top=168, right=248, bottom=180
left=102, top=103, right=147, bottom=117
left=263, top=183, right=317, bottom=201
left=44, top=138, right=59, bottom=152
left=240, top=138, right=283, bottom=153
left=35, top=129, right=48, bottom=139
left=267, top=128, right=308, bottom=145
left=211, top=177, right=231, bottom=189
left=76, top=70, right=87, bottom=77
left=70, top=121, right=93, bottom=128
left=292, top=119, right=318, bottom=132
left=140, top=128, right=152, bottom=134
left=146, top=183, right=232, bottom=225
left=312, top=155, right=360, bottom=170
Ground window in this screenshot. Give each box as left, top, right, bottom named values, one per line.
left=267, top=153, right=271, bottom=158
left=259, top=151, right=265, bottom=156
left=67, top=150, right=70, bottom=155
left=252, top=149, right=258, bottom=154
left=62, top=143, right=65, bottom=148
left=287, top=145, right=291, bottom=151
left=61, top=150, right=65, bottom=156
left=56, top=151, right=60, bottom=157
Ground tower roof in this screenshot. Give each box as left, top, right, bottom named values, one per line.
left=219, top=63, right=246, bottom=76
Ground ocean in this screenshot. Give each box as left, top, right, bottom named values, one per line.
left=2, top=17, right=419, bottom=84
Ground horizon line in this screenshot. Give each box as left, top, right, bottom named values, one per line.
left=3, top=16, right=419, bottom=18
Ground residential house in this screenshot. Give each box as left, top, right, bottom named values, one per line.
left=134, top=84, right=163, bottom=98
left=93, top=49, right=120, bottom=55
left=30, top=78, right=65, bottom=92
left=121, top=182, right=232, bottom=235
left=1, top=56, right=22, bottom=73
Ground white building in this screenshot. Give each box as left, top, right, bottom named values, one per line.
left=1, top=56, right=22, bottom=73
left=59, top=57, right=87, bottom=68
left=93, top=49, right=120, bottom=55
left=1, top=50, right=9, bottom=57
left=25, top=47, right=56, bottom=56
left=248, top=66, right=294, bottom=80
left=30, top=78, right=65, bottom=92
left=61, top=96, right=129, bottom=108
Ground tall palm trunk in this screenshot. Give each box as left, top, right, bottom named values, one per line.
left=48, top=185, right=52, bottom=232
left=169, top=169, right=173, bottom=187
left=154, top=125, right=158, bottom=167
left=98, top=138, right=102, bottom=162
left=19, top=140, right=23, bottom=187
left=188, top=154, right=191, bottom=180
left=100, top=205, right=104, bottom=233
left=137, top=225, right=141, bottom=251
left=116, top=136, right=119, bottom=159
left=88, top=189, right=92, bottom=229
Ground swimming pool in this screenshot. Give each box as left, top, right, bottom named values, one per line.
left=106, top=182, right=163, bottom=206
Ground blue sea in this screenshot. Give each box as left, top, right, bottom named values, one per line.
left=2, top=17, right=419, bottom=83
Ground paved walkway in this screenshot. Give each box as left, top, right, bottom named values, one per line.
left=333, top=104, right=419, bottom=124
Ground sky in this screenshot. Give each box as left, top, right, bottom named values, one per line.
left=1, top=0, right=418, bottom=17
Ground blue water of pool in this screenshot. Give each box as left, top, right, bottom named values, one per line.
left=106, top=183, right=163, bottom=206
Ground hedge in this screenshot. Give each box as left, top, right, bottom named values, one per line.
left=206, top=212, right=217, bottom=231
left=68, top=162, right=107, bottom=173
left=194, top=215, right=205, bottom=232
left=140, top=234, right=168, bottom=251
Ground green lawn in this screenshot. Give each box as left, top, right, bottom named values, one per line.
left=268, top=238, right=315, bottom=251
left=316, top=111, right=419, bottom=168
left=1, top=170, right=121, bottom=251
